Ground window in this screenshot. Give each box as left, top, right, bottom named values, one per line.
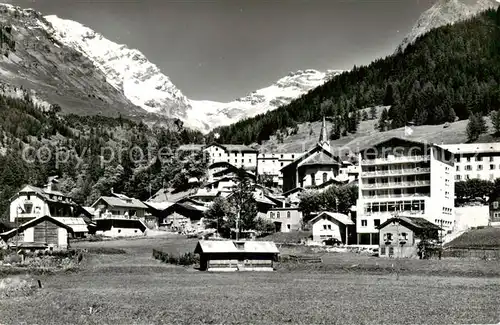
left=491, top=164, right=495, bottom=170
left=287, top=211, right=291, bottom=219
left=249, top=159, right=252, bottom=163
left=455, top=175, right=461, bottom=181
left=219, top=153, right=221, bottom=157
left=467, top=157, right=471, bottom=162
left=374, top=219, right=380, bottom=227
left=465, top=165, right=472, bottom=171
left=476, top=156, right=482, bottom=161
left=323, top=225, right=327, bottom=230
left=277, top=212, right=280, bottom=219
left=270, top=212, right=274, bottom=219
left=361, top=220, right=367, bottom=227
left=281, top=162, right=284, bottom=167
left=287, top=224, right=291, bottom=230
left=494, top=202, right=499, bottom=209
left=490, top=157, right=494, bottom=162
left=400, top=232, right=408, bottom=240
left=327, top=225, right=332, bottom=230
left=311, top=173, right=316, bottom=186
left=383, top=233, right=393, bottom=241
left=380, top=247, right=386, bottom=255
left=280, top=154, right=284, bottom=158
left=323, top=173, right=328, bottom=183
left=118, top=229, right=121, bottom=233
left=477, top=165, right=483, bottom=171
left=291, top=155, right=295, bottom=159
left=389, top=247, right=394, bottom=256
left=456, top=166, right=460, bottom=171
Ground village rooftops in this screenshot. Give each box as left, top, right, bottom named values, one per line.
left=205, top=143, right=258, bottom=153
left=194, top=240, right=279, bottom=254
left=12, top=185, right=76, bottom=205
left=1, top=215, right=74, bottom=240
left=376, top=216, right=442, bottom=231
left=309, top=212, right=355, bottom=226
left=92, top=195, right=148, bottom=209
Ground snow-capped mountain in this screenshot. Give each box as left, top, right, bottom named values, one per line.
left=397, top=0, right=500, bottom=53
left=187, top=69, right=343, bottom=132
left=43, top=15, right=342, bottom=133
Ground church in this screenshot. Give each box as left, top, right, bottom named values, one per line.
left=280, top=117, right=343, bottom=193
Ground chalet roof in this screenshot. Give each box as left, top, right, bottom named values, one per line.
left=144, top=201, right=175, bottom=211
left=205, top=143, right=258, bottom=153
left=1, top=215, right=74, bottom=240
left=309, top=212, right=355, bottom=226
left=92, top=196, right=148, bottom=209
left=194, top=240, right=279, bottom=254
left=299, top=151, right=341, bottom=167
left=376, top=216, right=442, bottom=231
left=13, top=185, right=76, bottom=205
left=53, top=217, right=89, bottom=233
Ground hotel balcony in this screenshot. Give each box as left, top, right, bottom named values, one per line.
left=361, top=167, right=430, bottom=177
left=360, top=193, right=430, bottom=200
left=361, top=155, right=431, bottom=166
left=361, top=180, right=431, bottom=189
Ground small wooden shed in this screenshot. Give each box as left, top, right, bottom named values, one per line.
left=194, top=240, right=279, bottom=272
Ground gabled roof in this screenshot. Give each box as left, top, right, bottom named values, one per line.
left=204, top=143, right=258, bottom=153
left=53, top=217, right=89, bottom=233
left=1, top=215, right=74, bottom=240
left=280, top=144, right=341, bottom=172
left=194, top=240, right=279, bottom=254
left=309, top=211, right=355, bottom=226
left=12, top=185, right=76, bottom=205
left=376, top=216, right=442, bottom=231
left=282, top=187, right=305, bottom=197
left=299, top=151, right=341, bottom=167
left=143, top=201, right=175, bottom=211
left=91, top=196, right=148, bottom=209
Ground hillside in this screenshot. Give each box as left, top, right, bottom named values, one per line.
left=397, top=0, right=500, bottom=52
left=258, top=106, right=500, bottom=154
left=0, top=4, right=144, bottom=117
left=0, top=88, right=206, bottom=218
left=211, top=7, right=500, bottom=145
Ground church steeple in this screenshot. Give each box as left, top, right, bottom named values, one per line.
left=318, top=116, right=330, bottom=152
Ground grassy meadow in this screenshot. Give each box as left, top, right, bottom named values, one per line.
left=1, top=234, right=500, bottom=324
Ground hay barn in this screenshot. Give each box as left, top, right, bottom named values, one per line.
left=194, top=240, right=279, bottom=272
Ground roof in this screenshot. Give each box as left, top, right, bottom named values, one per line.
left=299, top=151, right=340, bottom=167
left=82, top=207, right=95, bottom=215
left=144, top=201, right=175, bottom=211
left=194, top=240, right=280, bottom=254
left=92, top=196, right=148, bottom=209
left=280, top=144, right=341, bottom=172
left=53, top=217, right=89, bottom=233
left=1, top=215, right=74, bottom=240
left=282, top=187, right=305, bottom=197
left=12, top=185, right=76, bottom=205
left=309, top=212, right=355, bottom=226
left=205, top=143, right=258, bottom=153
left=94, top=218, right=147, bottom=232
left=376, top=216, right=442, bottom=231
left=254, top=194, right=276, bottom=206
left=177, top=144, right=204, bottom=151
left=439, top=142, right=500, bottom=155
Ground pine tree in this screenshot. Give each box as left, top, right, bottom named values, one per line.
left=378, top=108, right=389, bottom=132
left=383, top=84, right=394, bottom=106
left=467, top=113, right=488, bottom=142
left=369, top=106, right=377, bottom=120
left=362, top=110, right=369, bottom=121
left=491, top=110, right=500, bottom=135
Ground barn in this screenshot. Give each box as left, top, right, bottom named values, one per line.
left=0, top=215, right=74, bottom=251
left=194, top=240, right=279, bottom=272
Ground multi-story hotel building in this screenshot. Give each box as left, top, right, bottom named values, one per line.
left=356, top=137, right=455, bottom=245
left=439, top=143, right=500, bottom=181
left=203, top=144, right=258, bottom=171
left=257, top=152, right=304, bottom=187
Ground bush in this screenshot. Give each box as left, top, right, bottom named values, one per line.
left=84, top=247, right=126, bottom=255
left=152, top=249, right=199, bottom=266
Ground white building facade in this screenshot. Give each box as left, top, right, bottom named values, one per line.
left=203, top=144, right=258, bottom=171
left=356, top=138, right=455, bottom=245
left=440, top=143, right=500, bottom=182
left=257, top=152, right=304, bottom=187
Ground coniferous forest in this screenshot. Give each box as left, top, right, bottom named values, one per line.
left=210, top=7, right=500, bottom=144
left=0, top=93, right=206, bottom=217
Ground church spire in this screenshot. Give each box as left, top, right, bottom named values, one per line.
left=318, top=116, right=330, bottom=152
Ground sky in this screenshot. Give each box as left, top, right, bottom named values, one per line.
left=8, top=0, right=435, bottom=102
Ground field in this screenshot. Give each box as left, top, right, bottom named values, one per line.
left=1, top=235, right=500, bottom=324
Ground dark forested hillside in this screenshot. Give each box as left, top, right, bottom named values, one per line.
left=211, top=7, right=500, bottom=145
left=0, top=93, right=206, bottom=217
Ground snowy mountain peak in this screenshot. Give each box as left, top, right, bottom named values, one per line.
left=397, top=0, right=500, bottom=53
left=44, top=15, right=192, bottom=119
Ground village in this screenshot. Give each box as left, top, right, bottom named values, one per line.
left=1, top=118, right=500, bottom=271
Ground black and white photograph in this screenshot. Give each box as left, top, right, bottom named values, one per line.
left=0, top=0, right=500, bottom=324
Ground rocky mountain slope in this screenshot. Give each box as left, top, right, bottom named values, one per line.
left=43, top=15, right=342, bottom=133
left=0, top=4, right=144, bottom=117
left=397, top=0, right=500, bottom=52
